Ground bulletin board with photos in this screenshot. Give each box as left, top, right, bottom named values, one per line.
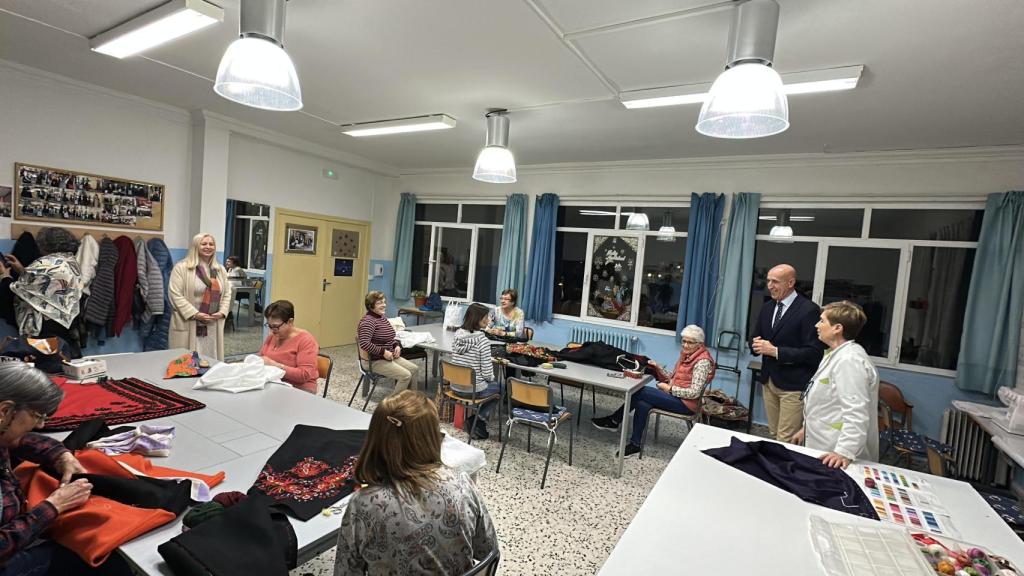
left=14, top=163, right=165, bottom=231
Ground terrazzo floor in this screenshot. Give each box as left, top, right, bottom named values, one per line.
left=285, top=344, right=768, bottom=576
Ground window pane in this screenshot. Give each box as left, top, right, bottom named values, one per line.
left=558, top=205, right=616, bottom=229
left=870, top=209, right=983, bottom=241
left=823, top=246, right=901, bottom=358
left=638, top=236, right=685, bottom=331
left=620, top=207, right=689, bottom=232
left=415, top=203, right=457, bottom=222
left=587, top=235, right=638, bottom=323
left=461, top=204, right=505, bottom=225
left=757, top=208, right=864, bottom=238
left=410, top=225, right=431, bottom=293
left=435, top=227, right=471, bottom=298
left=748, top=240, right=818, bottom=340
left=900, top=247, right=975, bottom=369
left=473, top=228, right=502, bottom=305
left=554, top=232, right=587, bottom=316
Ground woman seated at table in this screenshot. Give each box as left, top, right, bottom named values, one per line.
left=592, top=324, right=716, bottom=458
left=486, top=288, right=526, bottom=338
left=357, top=291, right=419, bottom=392
left=792, top=300, right=879, bottom=469
left=225, top=255, right=247, bottom=285
left=452, top=303, right=502, bottom=440
left=0, top=360, right=133, bottom=575
left=259, top=300, right=320, bottom=394
left=335, top=390, right=497, bottom=574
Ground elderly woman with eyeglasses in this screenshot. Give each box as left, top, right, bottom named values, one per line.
left=0, top=361, right=133, bottom=575
left=258, top=300, right=321, bottom=394
left=591, top=324, right=716, bottom=458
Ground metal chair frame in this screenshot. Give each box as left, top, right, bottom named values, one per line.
left=495, top=376, right=574, bottom=489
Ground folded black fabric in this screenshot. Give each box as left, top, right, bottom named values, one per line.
left=248, top=425, right=366, bottom=521
left=72, top=473, right=192, bottom=515
left=62, top=418, right=133, bottom=451
left=555, top=341, right=653, bottom=372
left=702, top=437, right=878, bottom=520
left=158, top=495, right=297, bottom=576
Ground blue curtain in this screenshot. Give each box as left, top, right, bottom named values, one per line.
left=496, top=193, right=528, bottom=303
left=955, top=191, right=1024, bottom=395
left=224, top=199, right=236, bottom=259
left=712, top=193, right=761, bottom=349
left=523, top=193, right=560, bottom=322
left=677, top=193, right=726, bottom=340
left=391, top=192, right=417, bottom=301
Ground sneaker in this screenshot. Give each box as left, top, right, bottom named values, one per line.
left=615, top=443, right=642, bottom=458
left=591, top=415, right=620, bottom=431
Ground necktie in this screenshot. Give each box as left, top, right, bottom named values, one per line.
left=772, top=302, right=785, bottom=327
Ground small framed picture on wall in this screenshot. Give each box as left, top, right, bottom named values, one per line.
left=285, top=224, right=317, bottom=254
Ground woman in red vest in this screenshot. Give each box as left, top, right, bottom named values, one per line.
left=592, top=324, right=716, bottom=458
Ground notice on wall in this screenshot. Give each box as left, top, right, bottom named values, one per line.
left=334, top=258, right=353, bottom=277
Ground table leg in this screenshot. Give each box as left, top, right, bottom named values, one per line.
left=745, top=368, right=760, bottom=434
left=618, top=386, right=632, bottom=477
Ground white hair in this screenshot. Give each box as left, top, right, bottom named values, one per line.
left=680, top=325, right=705, bottom=343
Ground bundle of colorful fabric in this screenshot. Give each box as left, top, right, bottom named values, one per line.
left=164, top=351, right=210, bottom=378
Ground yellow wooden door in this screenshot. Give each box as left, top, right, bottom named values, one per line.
left=271, top=212, right=325, bottom=338
left=319, top=222, right=369, bottom=347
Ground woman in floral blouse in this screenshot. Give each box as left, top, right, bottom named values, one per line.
left=486, top=288, right=526, bottom=338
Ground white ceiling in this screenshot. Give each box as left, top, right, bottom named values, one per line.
left=1, top=0, right=1023, bottom=172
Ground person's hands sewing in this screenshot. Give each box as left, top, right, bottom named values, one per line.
left=45, top=478, right=92, bottom=513
left=54, top=452, right=87, bottom=486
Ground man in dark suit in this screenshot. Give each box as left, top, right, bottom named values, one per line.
left=751, top=264, right=825, bottom=443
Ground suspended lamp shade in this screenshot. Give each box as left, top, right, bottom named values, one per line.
left=215, top=37, right=302, bottom=111
left=696, top=63, right=788, bottom=138
left=473, top=146, right=517, bottom=183
left=625, top=212, right=650, bottom=231
left=769, top=225, right=793, bottom=238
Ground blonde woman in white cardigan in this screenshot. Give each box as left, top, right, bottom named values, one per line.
left=168, top=233, right=232, bottom=360
left=792, top=300, right=879, bottom=469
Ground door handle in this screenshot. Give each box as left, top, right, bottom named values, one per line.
left=322, top=278, right=332, bottom=292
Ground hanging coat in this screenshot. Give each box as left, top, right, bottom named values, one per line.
left=84, top=237, right=118, bottom=327
left=143, top=238, right=173, bottom=351
left=111, top=236, right=137, bottom=336
left=11, top=231, right=41, bottom=270
left=76, top=233, right=100, bottom=295
left=133, top=237, right=164, bottom=322
left=803, top=340, right=880, bottom=462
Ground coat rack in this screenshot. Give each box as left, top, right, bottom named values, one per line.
left=10, top=223, right=164, bottom=242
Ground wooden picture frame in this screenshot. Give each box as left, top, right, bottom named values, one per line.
left=284, top=224, right=317, bottom=254
left=14, top=162, right=165, bottom=231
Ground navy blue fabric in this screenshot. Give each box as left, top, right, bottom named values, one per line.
left=749, top=293, right=824, bottom=392
left=703, top=437, right=878, bottom=520
left=142, top=238, right=174, bottom=351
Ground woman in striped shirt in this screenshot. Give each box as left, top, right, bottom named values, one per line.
left=357, top=291, right=419, bottom=393
left=451, top=303, right=501, bottom=440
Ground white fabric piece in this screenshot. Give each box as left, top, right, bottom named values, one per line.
left=194, top=354, right=286, bottom=393
left=115, top=461, right=213, bottom=502
left=86, top=424, right=175, bottom=457
left=76, top=234, right=100, bottom=295
left=387, top=316, right=406, bottom=331
left=396, top=330, right=435, bottom=348
left=440, top=431, right=486, bottom=477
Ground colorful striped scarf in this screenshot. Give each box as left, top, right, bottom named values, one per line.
left=195, top=264, right=221, bottom=337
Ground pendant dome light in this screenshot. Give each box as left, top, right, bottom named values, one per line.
left=657, top=210, right=676, bottom=241
left=214, top=0, right=302, bottom=111
left=696, top=0, right=788, bottom=139
left=625, top=211, right=650, bottom=231
left=769, top=210, right=794, bottom=240
left=472, top=110, right=516, bottom=183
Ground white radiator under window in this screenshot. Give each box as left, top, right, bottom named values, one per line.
left=941, top=409, right=995, bottom=483
left=568, top=326, right=639, bottom=354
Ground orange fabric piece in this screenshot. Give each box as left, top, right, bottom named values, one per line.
left=14, top=449, right=225, bottom=567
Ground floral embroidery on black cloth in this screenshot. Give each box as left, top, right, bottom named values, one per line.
left=248, top=425, right=367, bottom=520
left=42, top=376, right=206, bottom=432
left=255, top=456, right=357, bottom=503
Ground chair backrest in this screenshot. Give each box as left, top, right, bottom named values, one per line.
left=441, top=360, right=476, bottom=390
left=507, top=376, right=554, bottom=413
left=877, top=402, right=894, bottom=434
left=524, top=326, right=534, bottom=341
left=925, top=445, right=947, bottom=477
left=253, top=279, right=264, bottom=290
left=357, top=347, right=372, bottom=374
left=713, top=330, right=742, bottom=374
left=462, top=547, right=500, bottom=576
left=316, top=353, right=333, bottom=381
left=878, top=381, right=913, bottom=430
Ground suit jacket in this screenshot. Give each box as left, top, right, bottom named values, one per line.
left=751, top=293, right=824, bottom=392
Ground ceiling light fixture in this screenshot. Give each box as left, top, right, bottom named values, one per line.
left=657, top=211, right=676, bottom=241
left=625, top=212, right=650, bottom=231
left=619, top=65, right=863, bottom=109
left=341, top=114, right=456, bottom=137
left=769, top=210, right=794, bottom=240
left=90, top=0, right=223, bottom=59
left=214, top=0, right=302, bottom=112
left=696, top=0, right=788, bottom=139
left=472, top=110, right=516, bottom=184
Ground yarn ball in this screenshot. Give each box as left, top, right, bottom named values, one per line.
left=182, top=501, right=225, bottom=529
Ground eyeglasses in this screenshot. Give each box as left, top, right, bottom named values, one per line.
left=264, top=321, right=287, bottom=331
left=682, top=339, right=702, bottom=346
left=23, top=408, right=47, bottom=425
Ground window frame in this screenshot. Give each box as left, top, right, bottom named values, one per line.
left=553, top=201, right=689, bottom=336
left=414, top=201, right=504, bottom=304
left=755, top=201, right=984, bottom=377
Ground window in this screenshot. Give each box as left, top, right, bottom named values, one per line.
left=554, top=203, right=689, bottom=334
left=747, top=205, right=982, bottom=374
left=411, top=203, right=503, bottom=303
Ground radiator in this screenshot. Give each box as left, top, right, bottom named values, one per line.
left=941, top=409, right=994, bottom=483
left=568, top=326, right=639, bottom=354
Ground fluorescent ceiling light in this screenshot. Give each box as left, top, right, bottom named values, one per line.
left=341, top=115, right=456, bottom=137
left=91, top=0, right=223, bottom=59
left=759, top=215, right=815, bottom=221
left=620, top=65, right=863, bottom=109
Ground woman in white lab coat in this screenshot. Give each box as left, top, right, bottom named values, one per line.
left=792, top=300, right=879, bottom=469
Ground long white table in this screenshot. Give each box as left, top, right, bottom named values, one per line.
left=405, top=324, right=651, bottom=477
left=50, top=349, right=485, bottom=575
left=599, top=424, right=1024, bottom=575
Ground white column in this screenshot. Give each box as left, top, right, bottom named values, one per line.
left=189, top=110, right=229, bottom=244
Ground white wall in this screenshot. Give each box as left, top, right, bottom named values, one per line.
left=0, top=60, right=192, bottom=247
